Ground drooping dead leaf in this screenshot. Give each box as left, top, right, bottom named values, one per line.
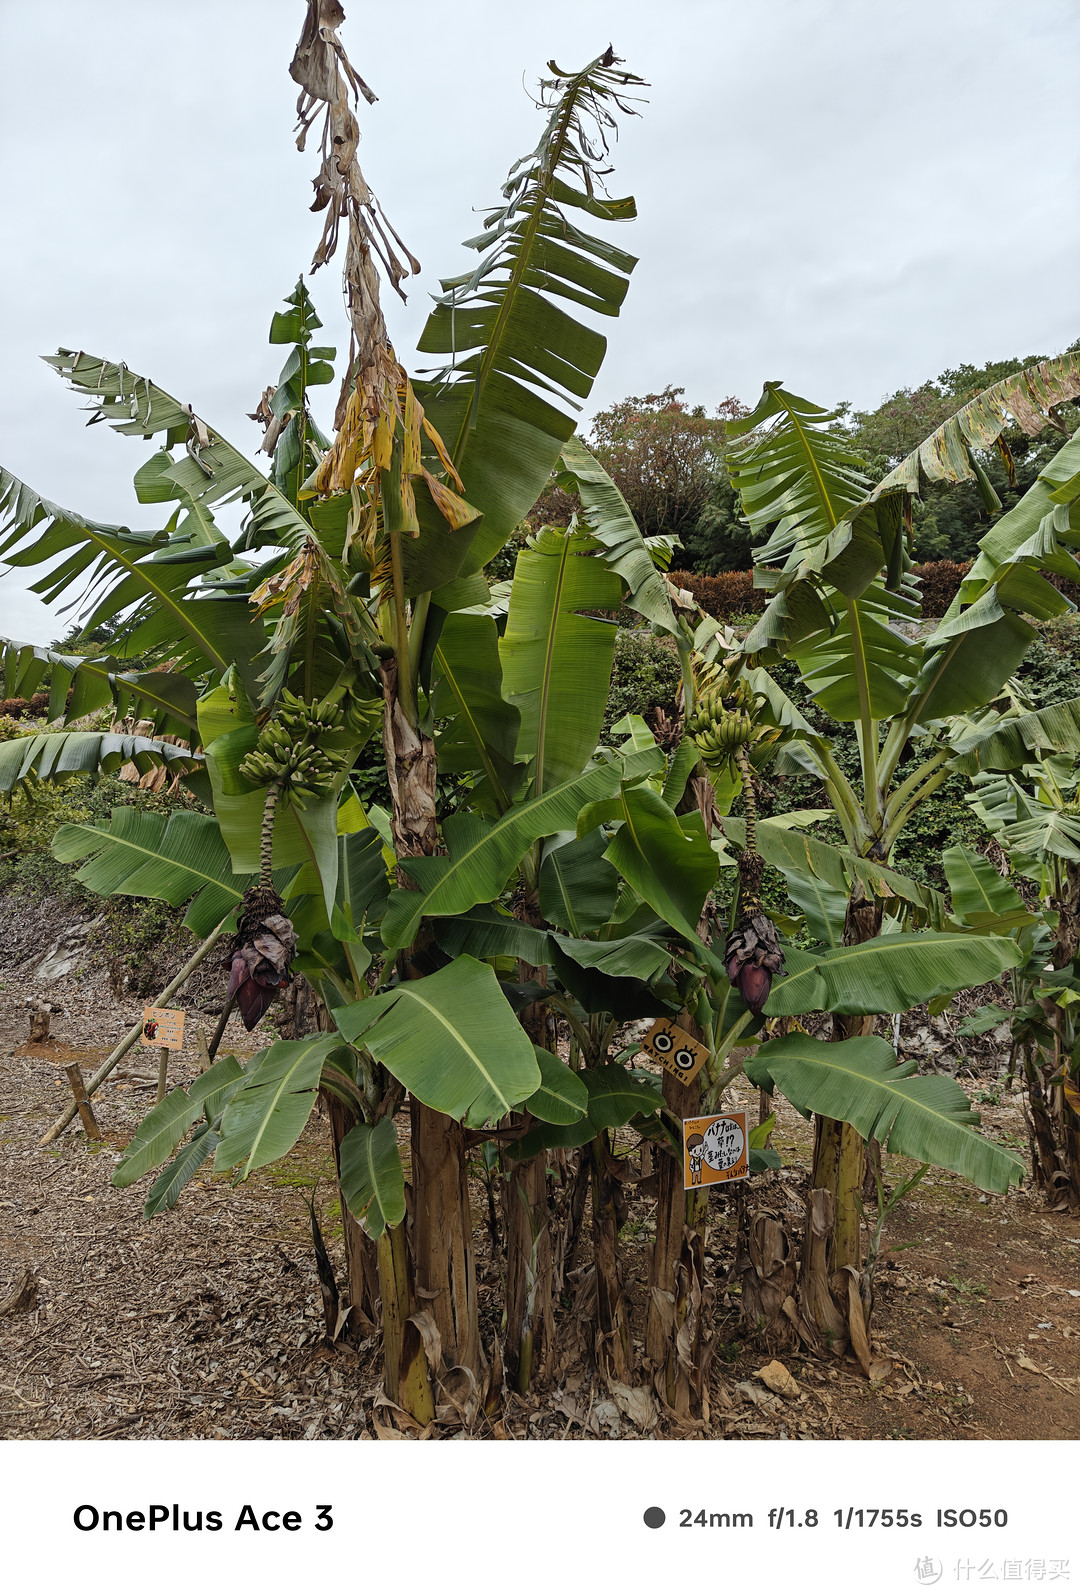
left=608, top=1379, right=659, bottom=1432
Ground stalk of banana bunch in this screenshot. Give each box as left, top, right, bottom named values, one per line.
left=687, top=667, right=784, bottom=1014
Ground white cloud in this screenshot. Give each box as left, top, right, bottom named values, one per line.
left=1, top=0, right=1077, bottom=643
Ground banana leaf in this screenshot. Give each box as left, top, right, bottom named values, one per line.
left=415, top=50, right=642, bottom=577
left=380, top=757, right=634, bottom=951
left=215, top=1032, right=342, bottom=1178
left=765, top=930, right=1022, bottom=1017
left=0, top=729, right=203, bottom=793
left=499, top=527, right=623, bottom=795
left=335, top=956, right=540, bottom=1127
left=338, top=1117, right=406, bottom=1240
left=942, top=845, right=1036, bottom=933
left=746, top=1033, right=1025, bottom=1193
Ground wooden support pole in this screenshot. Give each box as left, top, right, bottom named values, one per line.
left=39, top=918, right=229, bottom=1147
left=155, top=1047, right=169, bottom=1104
left=64, top=1064, right=103, bottom=1140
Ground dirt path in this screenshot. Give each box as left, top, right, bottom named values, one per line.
left=2, top=975, right=1079, bottom=1441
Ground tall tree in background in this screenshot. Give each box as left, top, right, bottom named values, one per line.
left=847, top=341, right=1080, bottom=562
left=530, top=386, right=752, bottom=572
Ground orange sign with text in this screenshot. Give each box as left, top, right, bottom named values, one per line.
left=140, top=1007, right=185, bottom=1051
left=683, top=1112, right=748, bottom=1190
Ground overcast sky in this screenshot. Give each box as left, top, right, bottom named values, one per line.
left=1, top=0, right=1077, bottom=645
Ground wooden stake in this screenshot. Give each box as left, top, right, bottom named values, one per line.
left=64, top=1064, right=103, bottom=1140
left=39, top=917, right=229, bottom=1146
left=155, top=1047, right=169, bottom=1104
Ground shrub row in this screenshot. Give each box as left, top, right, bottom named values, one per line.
left=669, top=561, right=986, bottom=621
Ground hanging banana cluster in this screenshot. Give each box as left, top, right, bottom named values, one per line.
left=240, top=690, right=353, bottom=806
left=686, top=670, right=765, bottom=778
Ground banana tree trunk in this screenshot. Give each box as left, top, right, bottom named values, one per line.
left=798, top=884, right=880, bottom=1355
left=376, top=1220, right=436, bottom=1422
left=409, top=1098, right=480, bottom=1371
left=504, top=967, right=556, bottom=1392
left=380, top=658, right=481, bottom=1396
left=324, top=1090, right=381, bottom=1335
left=504, top=1150, right=555, bottom=1393
left=645, top=1029, right=710, bottom=1415
left=591, top=1132, right=632, bottom=1381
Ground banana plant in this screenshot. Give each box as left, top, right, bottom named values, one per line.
left=951, top=701, right=1080, bottom=1211
left=0, top=3, right=692, bottom=1419
left=712, top=360, right=1080, bottom=1348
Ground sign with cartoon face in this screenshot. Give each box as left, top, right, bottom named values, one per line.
left=683, top=1112, right=748, bottom=1190
left=140, top=1006, right=185, bottom=1051
left=640, top=1018, right=709, bottom=1086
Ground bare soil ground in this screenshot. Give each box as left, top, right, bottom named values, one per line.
left=2, top=965, right=1079, bottom=1443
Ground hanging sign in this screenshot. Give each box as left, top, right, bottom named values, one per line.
left=640, top=1018, right=709, bottom=1086
left=683, top=1112, right=749, bottom=1190
left=140, top=1006, right=186, bottom=1051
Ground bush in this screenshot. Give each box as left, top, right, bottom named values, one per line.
left=912, top=560, right=970, bottom=617
left=668, top=569, right=765, bottom=619
left=602, top=629, right=683, bottom=741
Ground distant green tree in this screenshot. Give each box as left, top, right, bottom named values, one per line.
left=848, top=341, right=1080, bottom=561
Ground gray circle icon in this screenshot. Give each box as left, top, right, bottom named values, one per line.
left=643, top=1506, right=666, bottom=1529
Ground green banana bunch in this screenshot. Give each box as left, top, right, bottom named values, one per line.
left=687, top=674, right=763, bottom=775
left=240, top=690, right=352, bottom=805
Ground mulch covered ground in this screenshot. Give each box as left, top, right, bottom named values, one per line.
left=2, top=947, right=1079, bottom=1442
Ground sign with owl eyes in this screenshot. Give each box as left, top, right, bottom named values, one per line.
left=640, top=1017, right=709, bottom=1086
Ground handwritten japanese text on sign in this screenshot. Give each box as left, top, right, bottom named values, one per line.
left=683, top=1112, right=748, bottom=1190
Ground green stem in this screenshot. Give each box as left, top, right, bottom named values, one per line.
left=881, top=749, right=949, bottom=829
left=881, top=765, right=952, bottom=853
left=388, top=535, right=415, bottom=728
left=260, top=782, right=283, bottom=889
left=406, top=590, right=431, bottom=694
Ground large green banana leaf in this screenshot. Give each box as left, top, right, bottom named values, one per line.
left=144, top=1125, right=220, bottom=1217
left=539, top=827, right=619, bottom=935
left=555, top=434, right=677, bottom=635
left=510, top=1063, right=664, bottom=1159
left=790, top=583, right=921, bottom=721
left=1, top=640, right=198, bottom=737
left=415, top=51, right=641, bottom=577
left=950, top=695, right=1080, bottom=775
left=215, top=1032, right=342, bottom=1178
left=431, top=611, right=523, bottom=813
left=52, top=808, right=251, bottom=936
left=0, top=466, right=266, bottom=696
left=746, top=1033, right=1024, bottom=1193
left=499, top=527, right=623, bottom=795
left=765, top=930, right=1022, bottom=1017
left=338, top=1117, right=406, bottom=1240
left=600, top=784, right=718, bottom=943
left=335, top=957, right=540, bottom=1127
left=726, top=385, right=871, bottom=569
left=942, top=845, right=1036, bottom=933
left=380, top=756, right=643, bottom=950
left=431, top=904, right=552, bottom=966
left=113, top=1054, right=245, bottom=1188
left=0, top=729, right=203, bottom=793
left=525, top=1046, right=589, bottom=1125
left=721, top=815, right=947, bottom=926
